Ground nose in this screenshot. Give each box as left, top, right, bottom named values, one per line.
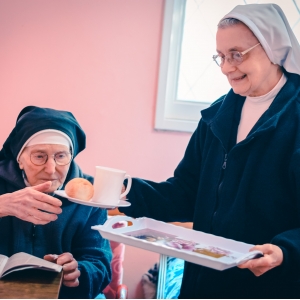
left=43, top=156, right=57, bottom=174
left=221, top=59, right=236, bottom=75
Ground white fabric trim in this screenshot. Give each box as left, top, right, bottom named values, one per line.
left=237, top=73, right=287, bottom=143
left=221, top=3, right=300, bottom=75
left=17, top=129, right=73, bottom=162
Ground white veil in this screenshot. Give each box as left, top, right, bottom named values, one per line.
left=221, top=3, right=300, bottom=75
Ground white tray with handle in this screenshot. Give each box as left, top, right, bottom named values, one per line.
left=92, top=216, right=263, bottom=271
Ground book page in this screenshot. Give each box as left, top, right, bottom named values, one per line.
left=1, top=252, right=62, bottom=278
left=0, top=255, right=8, bottom=276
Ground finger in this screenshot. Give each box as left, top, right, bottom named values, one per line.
left=44, top=254, right=59, bottom=262
left=238, top=255, right=271, bottom=270
left=24, top=196, right=62, bottom=215
left=63, top=269, right=81, bottom=281
left=31, top=181, right=53, bottom=192
left=21, top=214, right=55, bottom=225
left=250, top=244, right=273, bottom=255
left=31, top=191, right=62, bottom=208
left=252, top=267, right=269, bottom=276
left=63, top=278, right=79, bottom=287
left=23, top=208, right=59, bottom=223
left=121, top=185, right=126, bottom=193
left=62, top=260, right=78, bottom=273
left=56, top=253, right=74, bottom=266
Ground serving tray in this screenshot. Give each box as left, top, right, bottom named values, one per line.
left=92, top=216, right=262, bottom=271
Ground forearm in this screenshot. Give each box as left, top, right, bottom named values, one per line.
left=120, top=123, right=203, bottom=221
left=120, top=177, right=196, bottom=222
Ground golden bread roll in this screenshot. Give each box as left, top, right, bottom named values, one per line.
left=65, top=178, right=94, bottom=201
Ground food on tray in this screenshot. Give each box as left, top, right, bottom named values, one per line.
left=133, top=234, right=165, bottom=242
left=193, top=246, right=232, bottom=259
left=193, top=248, right=225, bottom=258
left=127, top=229, right=177, bottom=242
left=65, top=178, right=94, bottom=201
left=165, top=238, right=196, bottom=251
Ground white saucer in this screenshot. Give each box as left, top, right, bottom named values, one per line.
left=54, top=190, right=131, bottom=209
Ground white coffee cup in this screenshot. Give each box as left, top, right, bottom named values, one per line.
left=92, top=166, right=132, bottom=205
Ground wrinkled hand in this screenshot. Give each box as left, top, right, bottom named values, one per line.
left=238, top=243, right=283, bottom=276
left=44, top=253, right=80, bottom=287
left=0, top=181, right=62, bottom=225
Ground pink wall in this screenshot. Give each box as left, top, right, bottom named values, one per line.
left=0, top=0, right=192, bottom=298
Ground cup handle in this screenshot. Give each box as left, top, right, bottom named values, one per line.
left=120, top=174, right=132, bottom=199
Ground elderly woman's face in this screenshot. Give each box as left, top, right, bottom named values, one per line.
left=216, top=23, right=282, bottom=97
left=18, top=144, right=71, bottom=193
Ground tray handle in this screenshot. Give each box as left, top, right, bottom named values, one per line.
left=103, top=215, right=136, bottom=230
left=235, top=250, right=263, bottom=265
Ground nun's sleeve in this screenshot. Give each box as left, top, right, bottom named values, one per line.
left=59, top=207, right=112, bottom=299
left=119, top=120, right=204, bottom=222
left=270, top=149, right=300, bottom=281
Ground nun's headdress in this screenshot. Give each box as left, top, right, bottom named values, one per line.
left=0, top=106, right=86, bottom=161
left=220, top=3, right=300, bottom=75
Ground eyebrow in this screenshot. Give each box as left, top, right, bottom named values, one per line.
left=217, top=47, right=241, bottom=53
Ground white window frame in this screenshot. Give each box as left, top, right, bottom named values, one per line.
left=155, top=0, right=208, bottom=133
left=155, top=0, right=300, bottom=133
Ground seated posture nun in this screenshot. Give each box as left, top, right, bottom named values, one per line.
left=119, top=4, right=300, bottom=298
left=0, top=106, right=112, bottom=299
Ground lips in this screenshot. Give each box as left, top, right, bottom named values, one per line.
left=231, top=74, right=247, bottom=81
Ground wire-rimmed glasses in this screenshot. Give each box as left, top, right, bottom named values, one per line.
left=30, top=151, right=72, bottom=166
left=212, top=43, right=261, bottom=67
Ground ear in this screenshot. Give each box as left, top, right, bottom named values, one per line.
left=18, top=160, right=24, bottom=170
left=18, top=155, right=24, bottom=170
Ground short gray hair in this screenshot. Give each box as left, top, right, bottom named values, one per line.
left=217, top=18, right=242, bottom=29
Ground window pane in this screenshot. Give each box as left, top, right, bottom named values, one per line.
left=155, top=0, right=300, bottom=132
left=177, top=0, right=300, bottom=103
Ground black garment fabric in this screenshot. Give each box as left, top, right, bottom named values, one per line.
left=120, top=72, right=300, bottom=298
left=0, top=106, right=86, bottom=161
left=0, top=106, right=112, bottom=298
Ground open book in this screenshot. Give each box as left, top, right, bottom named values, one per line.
left=0, top=252, right=62, bottom=278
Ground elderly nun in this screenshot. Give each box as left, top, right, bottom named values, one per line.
left=119, top=3, right=300, bottom=298
left=0, top=106, right=112, bottom=299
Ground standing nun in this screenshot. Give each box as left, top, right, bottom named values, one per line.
left=119, top=4, right=300, bottom=298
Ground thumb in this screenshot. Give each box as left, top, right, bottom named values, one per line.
left=44, top=254, right=58, bottom=262
left=31, top=181, right=52, bottom=192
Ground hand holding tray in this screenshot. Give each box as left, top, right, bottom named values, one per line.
left=92, top=216, right=263, bottom=271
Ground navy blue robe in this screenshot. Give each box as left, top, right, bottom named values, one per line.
left=0, top=106, right=112, bottom=298
left=120, top=72, right=300, bottom=298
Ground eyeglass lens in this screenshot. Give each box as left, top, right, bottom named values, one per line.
left=30, top=151, right=72, bottom=166
left=214, top=51, right=243, bottom=66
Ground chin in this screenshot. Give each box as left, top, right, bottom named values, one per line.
left=232, top=87, right=250, bottom=97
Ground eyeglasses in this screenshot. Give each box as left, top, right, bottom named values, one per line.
left=30, top=151, right=72, bottom=166
left=212, top=43, right=261, bottom=67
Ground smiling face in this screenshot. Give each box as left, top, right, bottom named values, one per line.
left=18, top=144, right=71, bottom=193
left=216, top=22, right=283, bottom=97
